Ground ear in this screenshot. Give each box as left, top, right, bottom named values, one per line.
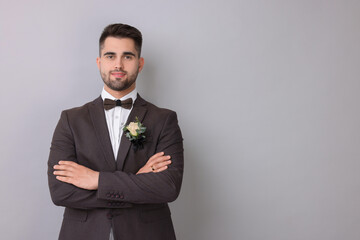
left=96, top=57, right=101, bottom=70
left=138, top=57, right=144, bottom=73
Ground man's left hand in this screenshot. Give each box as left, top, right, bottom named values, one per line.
left=53, top=161, right=99, bottom=190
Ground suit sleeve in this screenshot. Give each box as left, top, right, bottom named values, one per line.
left=47, top=111, right=131, bottom=209
left=97, top=111, right=184, bottom=204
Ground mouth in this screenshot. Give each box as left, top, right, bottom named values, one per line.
left=111, top=71, right=126, bottom=78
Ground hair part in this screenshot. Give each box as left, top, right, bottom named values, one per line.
left=99, top=23, right=143, bottom=57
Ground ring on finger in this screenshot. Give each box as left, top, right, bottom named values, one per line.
left=151, top=166, right=155, bottom=171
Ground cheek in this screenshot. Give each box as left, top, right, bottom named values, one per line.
left=99, top=61, right=111, bottom=69
left=101, top=65, right=112, bottom=75
left=101, top=72, right=107, bottom=79
left=124, top=62, right=138, bottom=71
left=98, top=67, right=108, bottom=78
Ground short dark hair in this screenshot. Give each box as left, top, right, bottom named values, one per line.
left=99, top=23, right=143, bottom=57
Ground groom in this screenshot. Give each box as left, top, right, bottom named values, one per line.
left=47, top=23, right=184, bottom=240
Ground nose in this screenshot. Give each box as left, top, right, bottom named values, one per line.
left=114, top=57, right=123, bottom=70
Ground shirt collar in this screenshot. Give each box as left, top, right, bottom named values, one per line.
left=101, top=87, right=138, bottom=102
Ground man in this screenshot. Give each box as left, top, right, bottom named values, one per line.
left=48, top=23, right=184, bottom=240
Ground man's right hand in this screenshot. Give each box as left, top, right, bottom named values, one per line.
left=136, top=152, right=171, bottom=174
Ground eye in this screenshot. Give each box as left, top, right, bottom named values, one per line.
left=124, top=55, right=133, bottom=60
left=104, top=55, right=114, bottom=59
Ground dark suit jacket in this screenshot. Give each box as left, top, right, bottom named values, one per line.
left=47, top=95, right=184, bottom=240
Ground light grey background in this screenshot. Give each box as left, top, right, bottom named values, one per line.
left=1, top=0, right=360, bottom=239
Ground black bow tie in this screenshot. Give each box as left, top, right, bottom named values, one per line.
left=103, top=98, right=133, bottom=110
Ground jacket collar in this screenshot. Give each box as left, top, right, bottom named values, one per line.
left=88, top=94, right=148, bottom=170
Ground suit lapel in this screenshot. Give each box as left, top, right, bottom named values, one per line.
left=88, top=96, right=117, bottom=170
left=116, top=95, right=147, bottom=170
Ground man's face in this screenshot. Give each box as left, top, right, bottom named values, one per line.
left=96, top=37, right=144, bottom=95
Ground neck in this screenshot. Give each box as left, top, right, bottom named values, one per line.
left=104, top=83, right=136, bottom=99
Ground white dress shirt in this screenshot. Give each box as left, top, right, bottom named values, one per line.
left=101, top=87, right=137, bottom=159
left=101, top=87, right=137, bottom=240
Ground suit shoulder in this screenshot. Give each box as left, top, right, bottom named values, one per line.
left=61, top=97, right=100, bottom=117
left=143, top=99, right=177, bottom=117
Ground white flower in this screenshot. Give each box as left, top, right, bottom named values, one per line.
left=127, top=122, right=139, bottom=136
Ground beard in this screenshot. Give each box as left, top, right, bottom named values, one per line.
left=101, top=69, right=139, bottom=92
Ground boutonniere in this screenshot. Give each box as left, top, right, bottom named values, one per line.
left=123, top=117, right=146, bottom=151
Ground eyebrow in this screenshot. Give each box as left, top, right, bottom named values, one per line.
left=103, top=52, right=116, bottom=56
left=123, top=51, right=136, bottom=57
left=103, top=51, right=137, bottom=57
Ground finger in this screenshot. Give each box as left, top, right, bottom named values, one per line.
left=56, top=176, right=73, bottom=184
left=148, top=152, right=164, bottom=162
left=151, top=160, right=168, bottom=171
left=150, top=155, right=171, bottom=165
left=151, top=159, right=171, bottom=170
left=53, top=170, right=73, bottom=177
left=58, top=161, right=78, bottom=167
left=154, top=165, right=168, bottom=173
left=54, top=164, right=75, bottom=171
left=156, top=160, right=172, bottom=168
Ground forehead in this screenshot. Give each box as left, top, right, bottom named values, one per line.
left=101, top=37, right=137, bottom=54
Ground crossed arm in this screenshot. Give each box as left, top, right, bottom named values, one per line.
left=53, top=152, right=172, bottom=190
left=48, top=110, right=183, bottom=209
